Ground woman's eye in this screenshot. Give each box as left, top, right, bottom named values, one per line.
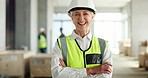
left=84, top=13, right=88, bottom=16
left=74, top=13, right=79, bottom=16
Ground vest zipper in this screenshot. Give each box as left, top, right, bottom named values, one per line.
left=75, top=39, right=93, bottom=68
left=83, top=51, right=86, bottom=68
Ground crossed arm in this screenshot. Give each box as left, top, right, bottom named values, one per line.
left=59, top=58, right=112, bottom=75
left=51, top=42, right=113, bottom=78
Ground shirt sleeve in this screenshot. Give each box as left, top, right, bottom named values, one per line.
left=102, top=44, right=113, bottom=78
left=51, top=42, right=88, bottom=78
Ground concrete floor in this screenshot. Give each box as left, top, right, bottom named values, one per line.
left=112, top=54, right=148, bottom=78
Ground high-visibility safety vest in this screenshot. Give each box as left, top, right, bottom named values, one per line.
left=38, top=35, right=47, bottom=48
left=57, top=35, right=107, bottom=68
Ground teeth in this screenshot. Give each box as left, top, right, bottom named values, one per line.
left=78, top=22, right=86, bottom=25
left=80, top=23, right=85, bottom=24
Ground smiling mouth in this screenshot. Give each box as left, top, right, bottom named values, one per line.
left=78, top=22, right=87, bottom=26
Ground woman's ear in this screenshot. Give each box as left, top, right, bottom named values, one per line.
left=92, top=13, right=95, bottom=19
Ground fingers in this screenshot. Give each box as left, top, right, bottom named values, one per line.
left=104, top=62, right=112, bottom=66
left=100, top=63, right=113, bottom=74
left=86, top=63, right=113, bottom=75
left=59, top=58, right=66, bottom=67
left=106, top=67, right=112, bottom=73
left=108, top=67, right=112, bottom=72
left=100, top=67, right=112, bottom=74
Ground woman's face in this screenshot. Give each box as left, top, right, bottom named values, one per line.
left=71, top=10, right=94, bottom=32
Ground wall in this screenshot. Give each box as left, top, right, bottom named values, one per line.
left=122, top=2, right=131, bottom=40
left=15, top=0, right=31, bottom=50
left=15, top=0, right=53, bottom=53
left=131, top=0, right=148, bottom=56
left=0, top=0, right=6, bottom=51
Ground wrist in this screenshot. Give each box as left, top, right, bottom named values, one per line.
left=86, top=68, right=92, bottom=75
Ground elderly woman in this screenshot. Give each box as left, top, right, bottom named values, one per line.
left=51, top=0, right=113, bottom=78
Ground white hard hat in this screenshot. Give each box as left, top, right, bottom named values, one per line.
left=40, top=27, right=45, bottom=32
left=68, top=0, right=96, bottom=14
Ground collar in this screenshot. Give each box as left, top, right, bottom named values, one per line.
left=70, top=30, right=92, bottom=40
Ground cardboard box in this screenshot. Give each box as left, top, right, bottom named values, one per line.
left=30, top=54, right=52, bottom=78
left=144, top=53, right=148, bottom=70
left=139, top=46, right=148, bottom=54
left=0, top=50, right=35, bottom=78
left=118, top=39, right=131, bottom=55
left=124, top=47, right=131, bottom=56
left=138, top=53, right=145, bottom=67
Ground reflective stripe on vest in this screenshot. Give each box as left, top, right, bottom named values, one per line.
left=57, top=37, right=68, bottom=66
left=39, top=35, right=47, bottom=48
left=57, top=35, right=107, bottom=68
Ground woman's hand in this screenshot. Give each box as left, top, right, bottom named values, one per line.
left=59, top=58, right=66, bottom=67
left=87, top=62, right=112, bottom=75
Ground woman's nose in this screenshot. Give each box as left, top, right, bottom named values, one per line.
left=79, top=14, right=85, bottom=21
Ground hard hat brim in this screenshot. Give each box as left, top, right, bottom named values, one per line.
left=68, top=7, right=96, bottom=14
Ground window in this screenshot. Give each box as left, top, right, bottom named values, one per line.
left=94, top=13, right=123, bottom=51
left=52, top=13, right=74, bottom=47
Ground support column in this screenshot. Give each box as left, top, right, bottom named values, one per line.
left=30, top=0, right=38, bottom=52
left=0, top=0, right=6, bottom=51
left=15, top=0, right=30, bottom=50
left=47, top=0, right=54, bottom=53
left=38, top=0, right=47, bottom=30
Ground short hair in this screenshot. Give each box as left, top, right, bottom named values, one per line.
left=68, top=7, right=95, bottom=14
left=68, top=10, right=95, bottom=17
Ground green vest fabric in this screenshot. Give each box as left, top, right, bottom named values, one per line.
left=39, top=35, right=47, bottom=48
left=57, top=35, right=107, bottom=69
